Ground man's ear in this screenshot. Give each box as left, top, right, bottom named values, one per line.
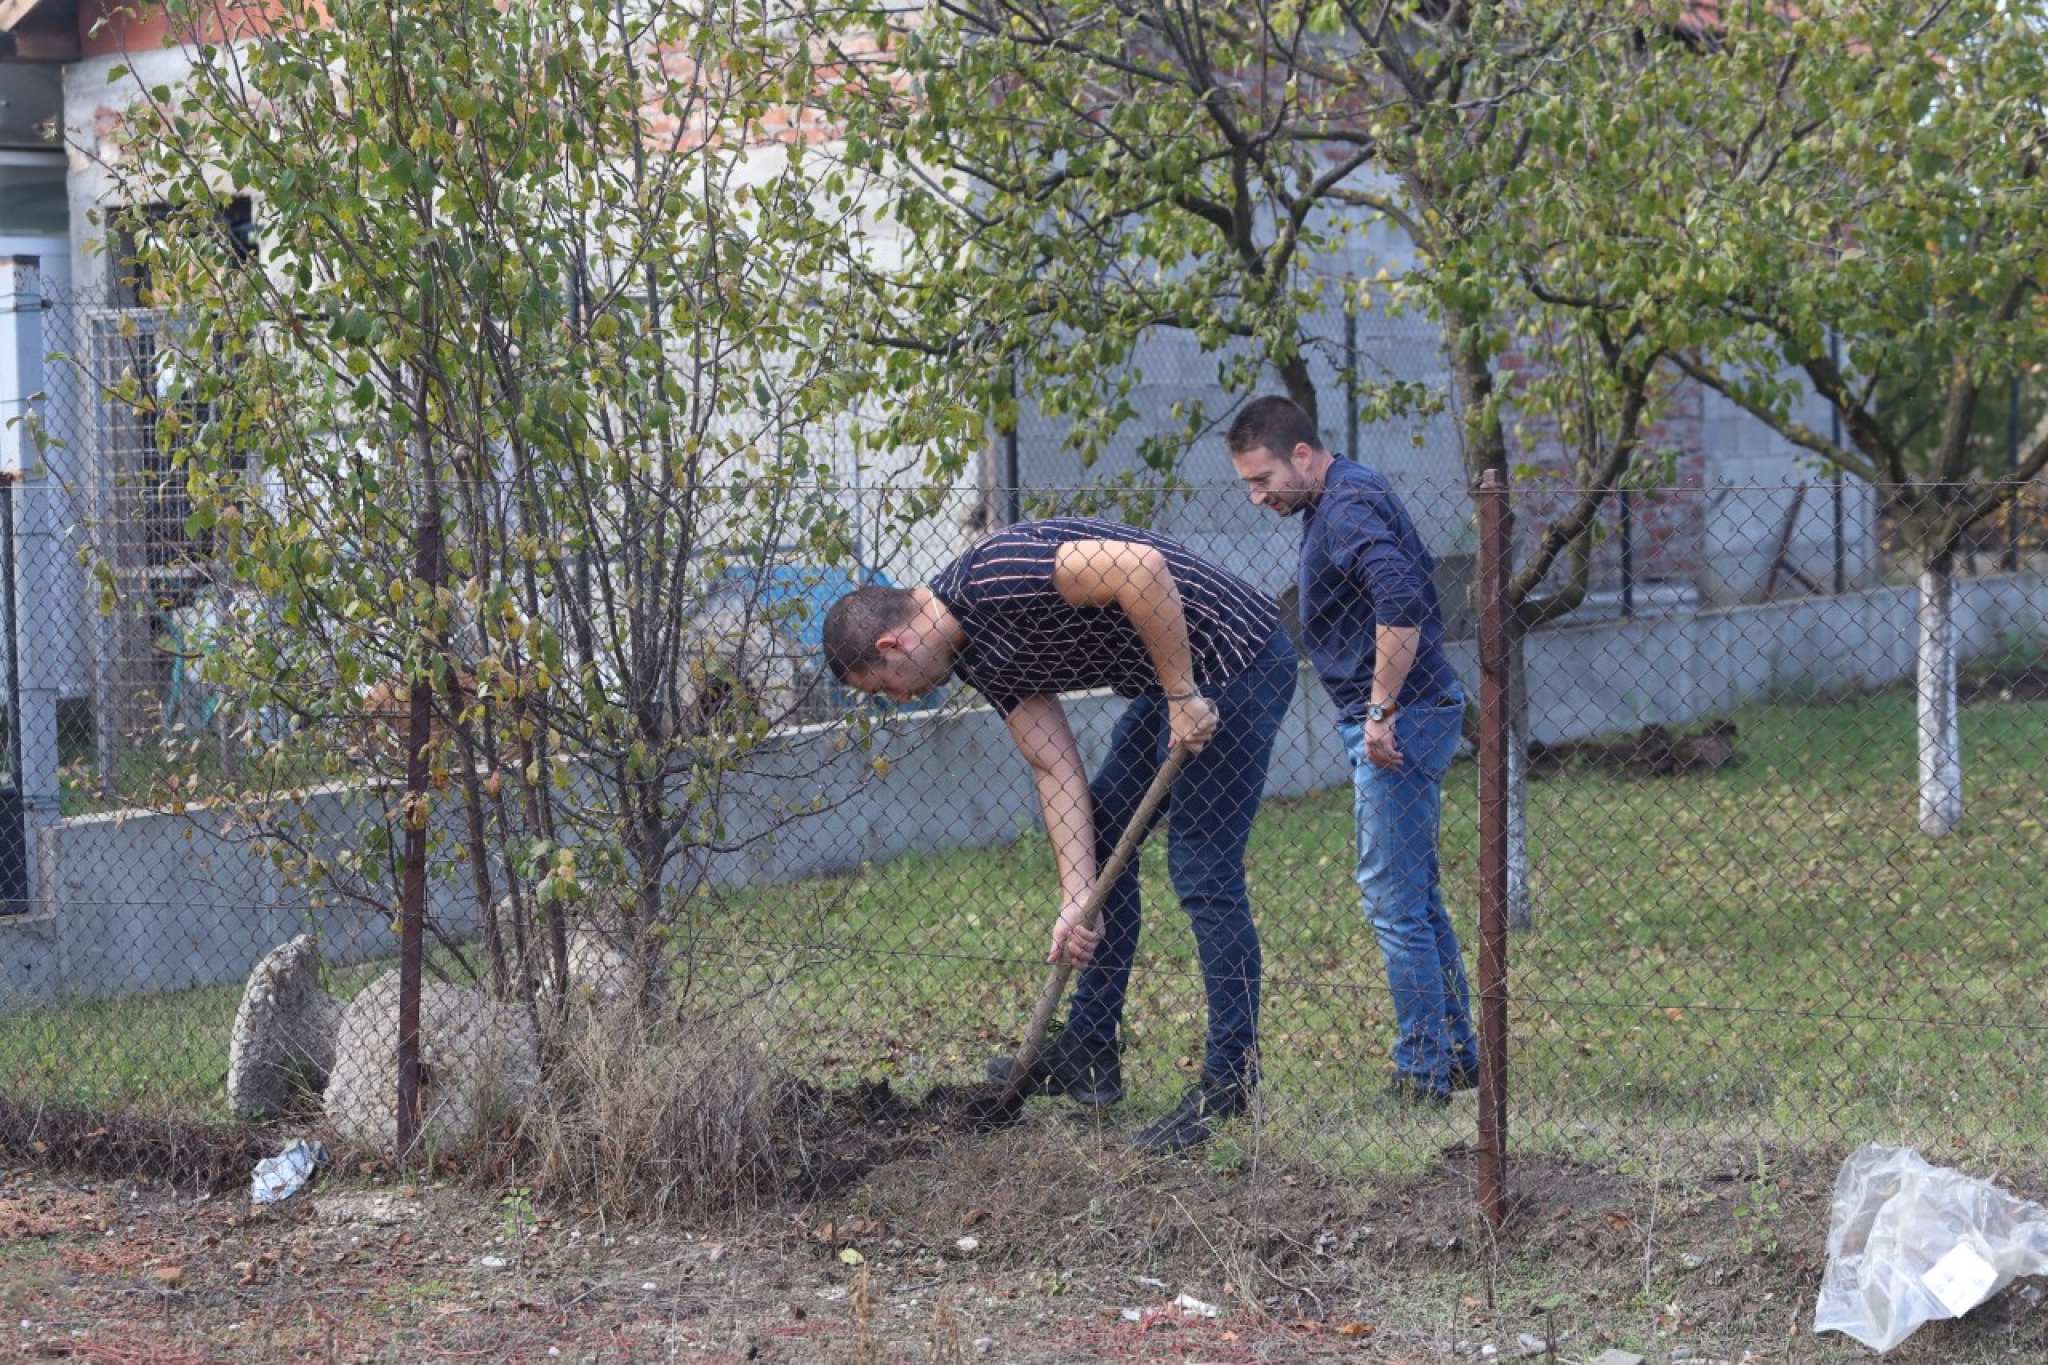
left=873, top=630, right=903, bottom=655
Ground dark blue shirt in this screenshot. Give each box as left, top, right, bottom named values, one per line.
left=930, top=517, right=1280, bottom=716
left=1297, top=458, right=1461, bottom=723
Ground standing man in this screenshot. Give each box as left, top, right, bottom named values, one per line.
left=822, top=516, right=1296, bottom=1153
left=1226, top=396, right=1479, bottom=1107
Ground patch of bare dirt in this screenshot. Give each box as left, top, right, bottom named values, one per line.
left=1962, top=666, right=2048, bottom=705
left=1527, top=722, right=1741, bottom=779
left=4, top=1120, right=2048, bottom=1362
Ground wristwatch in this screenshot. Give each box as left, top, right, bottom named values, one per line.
left=1364, top=701, right=1397, bottom=723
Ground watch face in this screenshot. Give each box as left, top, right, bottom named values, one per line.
left=1366, top=703, right=1388, bottom=722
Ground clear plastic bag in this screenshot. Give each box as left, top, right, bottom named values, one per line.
left=1814, top=1143, right=2048, bottom=1352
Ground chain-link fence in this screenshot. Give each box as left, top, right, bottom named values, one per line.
left=5, top=264, right=2048, bottom=1220
left=5, top=336, right=2047, bottom=1221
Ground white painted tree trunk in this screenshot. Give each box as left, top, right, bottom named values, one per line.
left=1506, top=635, right=1533, bottom=929
left=1916, top=561, right=1963, bottom=837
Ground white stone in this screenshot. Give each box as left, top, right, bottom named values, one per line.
left=322, top=972, right=540, bottom=1153
left=226, top=936, right=344, bottom=1119
left=313, top=1193, right=421, bottom=1226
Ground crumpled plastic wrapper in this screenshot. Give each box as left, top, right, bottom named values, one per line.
left=1814, top=1143, right=2048, bottom=1352
left=250, top=1138, right=329, bottom=1206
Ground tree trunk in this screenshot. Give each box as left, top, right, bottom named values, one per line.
left=1505, top=631, right=1534, bottom=929
left=1915, top=555, right=1962, bottom=836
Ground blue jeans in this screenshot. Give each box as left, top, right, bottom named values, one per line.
left=1339, top=692, right=1478, bottom=1095
left=1065, top=629, right=1296, bottom=1087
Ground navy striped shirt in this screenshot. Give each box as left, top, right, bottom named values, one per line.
left=930, top=517, right=1281, bottom=716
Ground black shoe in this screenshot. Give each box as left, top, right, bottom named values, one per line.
left=1449, top=1059, right=1482, bottom=1092
left=1380, top=1075, right=1452, bottom=1109
left=1132, top=1078, right=1251, bottom=1156
left=985, top=1030, right=1123, bottom=1106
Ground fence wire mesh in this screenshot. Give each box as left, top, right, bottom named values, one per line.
left=4, top=300, right=2046, bottom=1221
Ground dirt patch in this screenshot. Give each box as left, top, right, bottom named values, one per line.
left=768, top=1078, right=1031, bottom=1200
left=1527, top=721, right=1741, bottom=779
left=5, top=1119, right=2048, bottom=1362
left=1963, top=665, right=2048, bottom=705
left=0, top=1095, right=272, bottom=1193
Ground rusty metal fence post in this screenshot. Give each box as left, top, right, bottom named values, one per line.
left=1475, top=467, right=1511, bottom=1229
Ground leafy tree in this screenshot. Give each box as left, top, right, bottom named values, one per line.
left=1504, top=0, right=2048, bottom=835
left=94, top=0, right=876, bottom=1008
left=818, top=0, right=1680, bottom=924
left=822, top=3, right=1660, bottom=523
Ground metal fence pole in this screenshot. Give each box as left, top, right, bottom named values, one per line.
left=1343, top=290, right=1359, bottom=458
left=1, top=257, right=57, bottom=915
left=1003, top=360, right=1021, bottom=527
left=1617, top=487, right=1635, bottom=619
left=1830, top=331, right=1847, bottom=594
left=0, top=479, right=21, bottom=916
left=2006, top=377, right=2022, bottom=574
left=1475, top=467, right=1511, bottom=1230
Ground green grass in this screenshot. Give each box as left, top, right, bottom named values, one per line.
left=57, top=732, right=345, bottom=818
left=5, top=687, right=2045, bottom=1177
left=683, top=687, right=2048, bottom=1172
left=0, top=956, right=400, bottom=1120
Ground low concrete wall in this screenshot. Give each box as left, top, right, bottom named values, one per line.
left=1504, top=573, right=2045, bottom=743
left=4, top=573, right=2040, bottom=1003
left=4, top=785, right=477, bottom=1006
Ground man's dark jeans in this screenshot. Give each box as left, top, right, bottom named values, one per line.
left=1064, top=628, right=1296, bottom=1086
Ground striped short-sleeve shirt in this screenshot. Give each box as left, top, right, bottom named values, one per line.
left=929, top=517, right=1281, bottom=715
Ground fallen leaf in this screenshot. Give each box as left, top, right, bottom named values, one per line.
left=838, top=1248, right=863, bottom=1266
left=151, top=1266, right=185, bottom=1288
left=1336, top=1321, right=1376, bottom=1338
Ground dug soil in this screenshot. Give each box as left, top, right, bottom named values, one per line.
left=4, top=1108, right=2046, bottom=1362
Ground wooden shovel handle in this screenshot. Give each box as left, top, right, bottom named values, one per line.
left=999, top=742, right=1194, bottom=1100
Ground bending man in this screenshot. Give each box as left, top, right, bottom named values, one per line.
left=823, top=516, right=1296, bottom=1153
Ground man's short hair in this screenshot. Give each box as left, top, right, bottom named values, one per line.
left=822, top=584, right=918, bottom=682
left=1226, top=395, right=1323, bottom=459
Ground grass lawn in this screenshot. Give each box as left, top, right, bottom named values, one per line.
left=687, top=686, right=2048, bottom=1175
left=5, top=687, right=2044, bottom=1181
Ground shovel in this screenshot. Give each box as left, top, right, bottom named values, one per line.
left=959, top=742, right=1193, bottom=1127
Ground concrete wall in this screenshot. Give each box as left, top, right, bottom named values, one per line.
left=1507, top=573, right=2047, bottom=744
left=3, top=571, right=2040, bottom=1004
left=2, top=784, right=477, bottom=1006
